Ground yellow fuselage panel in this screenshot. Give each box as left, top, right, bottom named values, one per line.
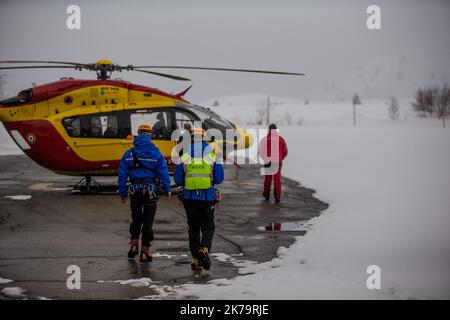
left=0, top=84, right=185, bottom=123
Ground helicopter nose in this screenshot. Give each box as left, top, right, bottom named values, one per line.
left=243, top=130, right=254, bottom=149
left=0, top=106, right=7, bottom=122
left=235, top=128, right=254, bottom=149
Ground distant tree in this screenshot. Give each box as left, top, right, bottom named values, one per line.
left=412, top=85, right=448, bottom=126
left=412, top=88, right=427, bottom=117
left=388, top=96, right=400, bottom=121
left=304, top=98, right=310, bottom=105
left=284, top=112, right=293, bottom=126
left=296, top=117, right=304, bottom=126
left=436, top=84, right=449, bottom=128
left=212, top=99, right=220, bottom=107
left=424, top=87, right=438, bottom=117
left=352, top=93, right=362, bottom=105
left=256, top=106, right=267, bottom=126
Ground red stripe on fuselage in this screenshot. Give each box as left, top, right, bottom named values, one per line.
left=4, top=120, right=120, bottom=175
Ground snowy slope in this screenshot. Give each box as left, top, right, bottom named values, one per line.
left=318, top=52, right=450, bottom=101
left=165, top=96, right=450, bottom=299
left=201, top=94, right=444, bottom=128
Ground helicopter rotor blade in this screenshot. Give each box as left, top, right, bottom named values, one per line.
left=0, top=60, right=88, bottom=66
left=0, top=65, right=77, bottom=70
left=0, top=61, right=303, bottom=80
left=131, top=66, right=305, bottom=76
left=132, top=68, right=191, bottom=81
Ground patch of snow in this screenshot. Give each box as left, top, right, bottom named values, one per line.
left=0, top=277, right=13, bottom=284
left=137, top=285, right=179, bottom=300
left=98, top=277, right=153, bottom=288
left=1, top=287, right=27, bottom=299
left=211, top=253, right=258, bottom=275
left=4, top=195, right=32, bottom=200
left=153, top=252, right=173, bottom=259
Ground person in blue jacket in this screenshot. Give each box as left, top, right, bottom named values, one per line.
left=174, top=127, right=224, bottom=271
left=118, top=124, right=171, bottom=262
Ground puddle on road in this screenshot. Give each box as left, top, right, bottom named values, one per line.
left=258, top=220, right=316, bottom=232
left=28, top=183, right=72, bottom=191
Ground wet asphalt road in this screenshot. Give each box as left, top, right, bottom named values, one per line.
left=0, top=155, right=327, bottom=299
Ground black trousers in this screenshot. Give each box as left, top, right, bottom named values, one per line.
left=182, top=200, right=216, bottom=258
left=129, top=192, right=157, bottom=247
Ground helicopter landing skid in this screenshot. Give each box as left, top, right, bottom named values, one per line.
left=71, top=176, right=117, bottom=194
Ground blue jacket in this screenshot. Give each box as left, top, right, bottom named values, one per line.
left=174, top=141, right=224, bottom=201
left=118, top=134, right=171, bottom=198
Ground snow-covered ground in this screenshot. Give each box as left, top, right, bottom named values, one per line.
left=0, top=95, right=449, bottom=299
left=0, top=123, right=22, bottom=156
left=167, top=95, right=449, bottom=299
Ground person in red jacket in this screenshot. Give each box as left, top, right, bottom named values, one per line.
left=259, top=124, right=288, bottom=203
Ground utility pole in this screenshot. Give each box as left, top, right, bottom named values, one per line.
left=352, top=93, right=361, bottom=127
left=443, top=105, right=446, bottom=128
left=266, top=96, right=271, bottom=125
left=353, top=103, right=356, bottom=126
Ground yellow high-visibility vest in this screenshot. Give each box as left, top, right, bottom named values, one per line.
left=181, top=152, right=216, bottom=190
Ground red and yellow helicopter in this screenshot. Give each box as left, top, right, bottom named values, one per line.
left=0, top=60, right=303, bottom=190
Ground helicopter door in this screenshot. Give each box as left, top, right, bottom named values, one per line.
left=130, top=109, right=175, bottom=164
left=173, top=110, right=196, bottom=133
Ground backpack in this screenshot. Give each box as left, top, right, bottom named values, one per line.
left=129, top=148, right=164, bottom=197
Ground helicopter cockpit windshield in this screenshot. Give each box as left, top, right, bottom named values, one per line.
left=0, top=88, right=33, bottom=106
left=186, top=105, right=234, bottom=135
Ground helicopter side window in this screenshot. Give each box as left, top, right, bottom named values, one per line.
left=62, top=118, right=81, bottom=137
left=117, top=113, right=131, bottom=139
left=174, top=111, right=195, bottom=133
left=80, top=117, right=91, bottom=137
left=103, top=116, right=119, bottom=138
left=130, top=110, right=172, bottom=140
left=90, top=117, right=102, bottom=137
left=63, top=114, right=120, bottom=138
left=17, top=89, right=33, bottom=103
left=91, top=115, right=119, bottom=138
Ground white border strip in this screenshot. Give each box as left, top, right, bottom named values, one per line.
left=10, top=130, right=31, bottom=150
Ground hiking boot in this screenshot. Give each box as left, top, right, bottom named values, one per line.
left=198, top=247, right=211, bottom=270
left=128, top=239, right=139, bottom=259
left=191, top=258, right=202, bottom=271
left=139, top=246, right=152, bottom=262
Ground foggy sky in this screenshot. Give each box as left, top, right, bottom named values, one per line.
left=1, top=0, right=449, bottom=102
